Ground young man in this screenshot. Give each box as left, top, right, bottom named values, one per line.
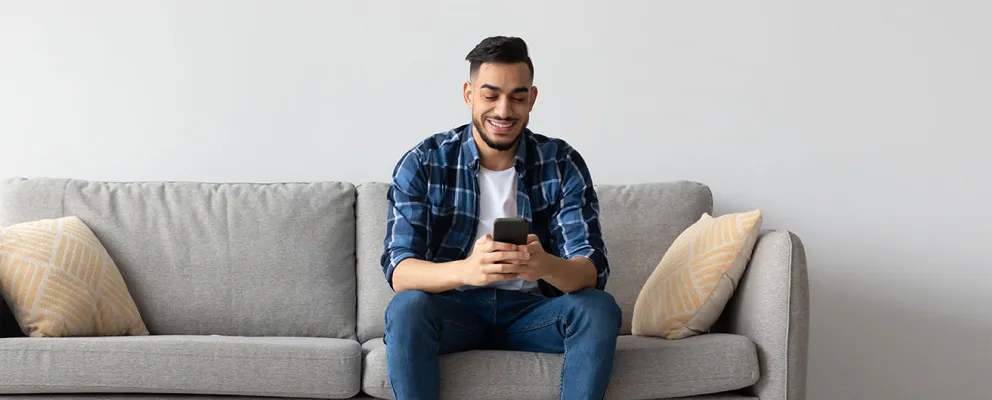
left=380, top=36, right=621, bottom=399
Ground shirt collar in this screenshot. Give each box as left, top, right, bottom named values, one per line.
left=462, top=122, right=528, bottom=175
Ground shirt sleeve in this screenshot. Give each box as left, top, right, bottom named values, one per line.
left=380, top=149, right=430, bottom=290
left=549, top=147, right=610, bottom=290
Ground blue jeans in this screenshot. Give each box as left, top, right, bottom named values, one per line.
left=384, top=287, right=622, bottom=399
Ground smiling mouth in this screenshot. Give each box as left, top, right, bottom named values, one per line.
left=486, top=118, right=516, bottom=134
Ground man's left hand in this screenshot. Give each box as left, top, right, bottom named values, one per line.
left=515, top=234, right=555, bottom=281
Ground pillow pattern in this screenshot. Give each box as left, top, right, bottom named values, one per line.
left=0, top=216, right=148, bottom=337
left=632, top=209, right=762, bottom=339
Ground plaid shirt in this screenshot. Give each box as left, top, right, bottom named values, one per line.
left=380, top=123, right=609, bottom=297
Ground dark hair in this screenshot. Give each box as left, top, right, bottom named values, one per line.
left=465, top=36, right=534, bottom=80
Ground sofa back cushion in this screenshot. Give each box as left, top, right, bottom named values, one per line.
left=355, top=181, right=712, bottom=340
left=355, top=183, right=393, bottom=343
left=0, top=178, right=357, bottom=339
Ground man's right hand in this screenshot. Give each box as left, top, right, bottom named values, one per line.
left=459, top=234, right=530, bottom=287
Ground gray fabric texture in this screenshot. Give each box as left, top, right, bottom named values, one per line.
left=353, top=181, right=713, bottom=340
left=362, top=334, right=758, bottom=399
left=0, top=397, right=744, bottom=400
left=714, top=230, right=809, bottom=400
left=0, top=396, right=378, bottom=400
left=595, top=182, right=713, bottom=335
left=355, top=183, right=393, bottom=343
left=0, top=177, right=358, bottom=339
left=0, top=335, right=362, bottom=398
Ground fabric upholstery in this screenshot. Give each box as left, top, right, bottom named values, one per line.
left=632, top=210, right=762, bottom=339
left=0, top=397, right=379, bottom=400
left=0, top=177, right=358, bottom=339
left=0, top=396, right=378, bottom=400
left=0, top=397, right=380, bottom=400
left=0, top=216, right=148, bottom=337
left=355, top=181, right=714, bottom=341
left=0, top=335, right=361, bottom=398
left=362, top=334, right=758, bottom=399
left=596, top=182, right=714, bottom=335
left=355, top=183, right=393, bottom=343
left=715, top=230, right=809, bottom=400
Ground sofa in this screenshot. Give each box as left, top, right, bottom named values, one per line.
left=0, top=177, right=808, bottom=399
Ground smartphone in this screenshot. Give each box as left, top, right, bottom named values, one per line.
left=493, top=217, right=529, bottom=246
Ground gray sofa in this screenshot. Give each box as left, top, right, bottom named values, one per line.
left=0, top=177, right=808, bottom=399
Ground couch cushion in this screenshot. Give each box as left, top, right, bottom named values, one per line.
left=0, top=396, right=382, bottom=400
left=355, top=183, right=393, bottom=343
left=0, top=335, right=361, bottom=398
left=0, top=178, right=357, bottom=339
left=354, top=181, right=713, bottom=341
left=361, top=333, right=758, bottom=399
left=0, top=216, right=149, bottom=337
left=632, top=209, right=762, bottom=339
left=596, top=182, right=713, bottom=335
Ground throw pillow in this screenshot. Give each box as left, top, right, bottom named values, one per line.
left=631, top=209, right=762, bottom=339
left=0, top=216, right=148, bottom=337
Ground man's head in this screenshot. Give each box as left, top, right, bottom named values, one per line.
left=463, top=36, right=538, bottom=153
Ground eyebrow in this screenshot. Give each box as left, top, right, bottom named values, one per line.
left=480, top=84, right=530, bottom=95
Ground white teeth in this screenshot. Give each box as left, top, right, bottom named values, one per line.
left=488, top=120, right=512, bottom=128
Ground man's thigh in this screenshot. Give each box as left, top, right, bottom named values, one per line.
left=491, top=288, right=621, bottom=353
left=384, top=288, right=494, bottom=355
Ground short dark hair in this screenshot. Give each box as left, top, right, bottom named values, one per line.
left=465, top=36, right=534, bottom=80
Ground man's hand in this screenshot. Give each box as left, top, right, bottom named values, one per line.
left=459, top=234, right=530, bottom=287
left=515, top=234, right=555, bottom=281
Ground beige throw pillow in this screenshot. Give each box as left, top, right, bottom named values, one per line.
left=0, top=216, right=148, bottom=337
left=632, top=210, right=762, bottom=339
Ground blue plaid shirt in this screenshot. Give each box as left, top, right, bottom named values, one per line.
left=380, top=123, right=609, bottom=297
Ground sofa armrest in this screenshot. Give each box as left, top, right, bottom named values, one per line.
left=717, top=230, right=809, bottom=400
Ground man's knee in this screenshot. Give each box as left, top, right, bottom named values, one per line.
left=385, top=290, right=434, bottom=326
left=565, top=288, right=622, bottom=328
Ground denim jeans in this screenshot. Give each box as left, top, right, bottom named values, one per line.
left=384, top=287, right=622, bottom=399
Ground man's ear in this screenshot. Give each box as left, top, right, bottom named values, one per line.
left=529, top=86, right=539, bottom=111
left=463, top=81, right=473, bottom=109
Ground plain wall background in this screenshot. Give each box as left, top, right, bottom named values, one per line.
left=2, top=1, right=990, bottom=398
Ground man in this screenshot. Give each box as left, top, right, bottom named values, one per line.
left=380, top=36, right=621, bottom=399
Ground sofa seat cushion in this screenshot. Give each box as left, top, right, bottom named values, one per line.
left=362, top=333, right=759, bottom=399
left=0, top=335, right=362, bottom=399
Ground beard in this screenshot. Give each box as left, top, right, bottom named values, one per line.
left=472, top=115, right=526, bottom=152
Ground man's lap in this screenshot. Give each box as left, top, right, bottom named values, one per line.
left=385, top=287, right=620, bottom=355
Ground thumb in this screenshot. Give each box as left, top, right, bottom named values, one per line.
left=478, top=234, right=493, bottom=243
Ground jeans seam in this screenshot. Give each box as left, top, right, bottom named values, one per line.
left=502, top=316, right=562, bottom=335
left=440, top=319, right=480, bottom=331
left=491, top=289, right=497, bottom=325
left=560, top=321, right=568, bottom=400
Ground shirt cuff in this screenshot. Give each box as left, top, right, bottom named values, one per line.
left=565, top=248, right=609, bottom=290
left=384, top=250, right=421, bottom=290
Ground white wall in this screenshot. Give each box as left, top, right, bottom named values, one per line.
left=2, top=1, right=990, bottom=398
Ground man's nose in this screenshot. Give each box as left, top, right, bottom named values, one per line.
left=494, top=97, right=512, bottom=118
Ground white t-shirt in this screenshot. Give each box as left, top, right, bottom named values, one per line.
left=457, top=166, right=539, bottom=293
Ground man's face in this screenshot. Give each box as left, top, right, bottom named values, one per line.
left=464, top=62, right=538, bottom=152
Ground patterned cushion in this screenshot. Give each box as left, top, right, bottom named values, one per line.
left=0, top=216, right=148, bottom=337
left=631, top=210, right=762, bottom=339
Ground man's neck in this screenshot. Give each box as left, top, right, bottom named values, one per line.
left=473, top=134, right=518, bottom=171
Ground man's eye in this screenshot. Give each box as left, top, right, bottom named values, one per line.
left=513, top=97, right=526, bottom=102
left=485, top=96, right=498, bottom=101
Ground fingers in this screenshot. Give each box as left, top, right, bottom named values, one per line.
left=477, top=234, right=522, bottom=252
left=527, top=234, right=540, bottom=244
left=481, top=263, right=526, bottom=274
left=483, top=251, right=530, bottom=264
left=483, top=273, right=518, bottom=283
left=488, top=241, right=518, bottom=252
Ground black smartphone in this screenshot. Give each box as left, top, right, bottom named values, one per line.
left=493, top=217, right=529, bottom=246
